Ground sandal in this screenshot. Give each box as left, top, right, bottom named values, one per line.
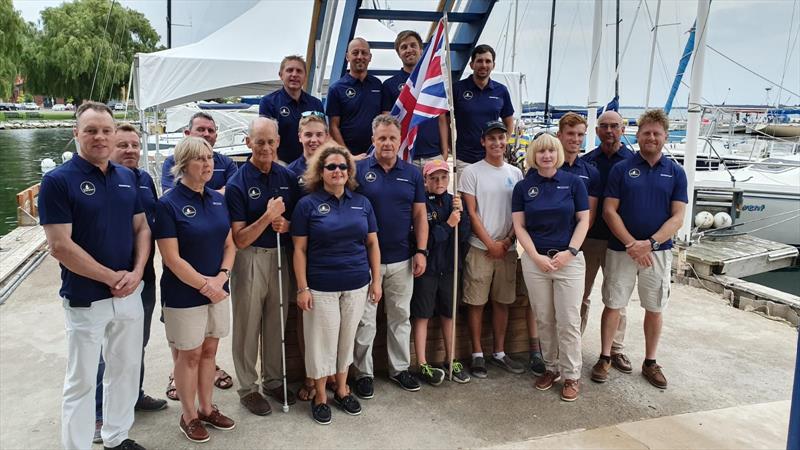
left=214, top=366, right=233, bottom=390
left=166, top=374, right=179, bottom=401
left=297, top=382, right=316, bottom=402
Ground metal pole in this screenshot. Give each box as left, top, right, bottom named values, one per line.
left=615, top=0, right=620, bottom=97
left=678, top=0, right=711, bottom=242
left=543, top=0, right=556, bottom=127
left=586, top=0, right=603, bottom=150
left=644, top=0, right=662, bottom=109
left=167, top=0, right=172, bottom=48
left=276, top=227, right=289, bottom=413
left=511, top=0, right=518, bottom=72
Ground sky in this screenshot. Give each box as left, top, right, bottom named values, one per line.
left=13, top=0, right=800, bottom=107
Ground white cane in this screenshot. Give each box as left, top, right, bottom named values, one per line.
left=275, top=214, right=290, bottom=413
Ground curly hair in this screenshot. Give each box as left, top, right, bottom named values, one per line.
left=637, top=108, right=669, bottom=133
left=303, top=145, right=358, bottom=193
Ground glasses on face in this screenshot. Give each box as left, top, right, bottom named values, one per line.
left=301, top=110, right=325, bottom=118
left=598, top=123, right=621, bottom=130
left=324, top=163, right=348, bottom=172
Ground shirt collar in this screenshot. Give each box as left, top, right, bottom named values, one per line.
left=313, top=187, right=352, bottom=202
left=468, top=75, right=496, bottom=91
left=73, top=154, right=117, bottom=175
left=175, top=181, right=211, bottom=200
left=529, top=170, right=561, bottom=183
left=634, top=151, right=666, bottom=167
left=368, top=155, right=404, bottom=171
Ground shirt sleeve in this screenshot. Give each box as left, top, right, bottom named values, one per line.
left=365, top=198, right=378, bottom=233
left=161, top=157, right=175, bottom=192
left=457, top=166, right=477, bottom=196
left=604, top=164, right=624, bottom=199
left=325, top=86, right=342, bottom=117
left=290, top=198, right=310, bottom=237
left=500, top=86, right=514, bottom=118
left=224, top=183, right=247, bottom=222
left=587, top=165, right=602, bottom=198
left=38, top=173, right=72, bottom=225
left=285, top=174, right=301, bottom=219
left=152, top=200, right=177, bottom=240
left=221, top=155, right=238, bottom=182
left=413, top=170, right=426, bottom=203
left=258, top=95, right=272, bottom=117
left=672, top=165, right=689, bottom=203
left=381, top=80, right=396, bottom=112
left=511, top=180, right=525, bottom=212
left=573, top=177, right=590, bottom=212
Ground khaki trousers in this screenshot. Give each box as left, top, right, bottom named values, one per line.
left=582, top=238, right=626, bottom=353
left=231, top=246, right=289, bottom=397
left=353, top=259, right=413, bottom=378
left=521, top=253, right=585, bottom=380
left=303, top=285, right=369, bottom=379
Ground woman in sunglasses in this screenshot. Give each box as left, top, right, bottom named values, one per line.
left=511, top=133, right=590, bottom=402
left=290, top=145, right=382, bottom=425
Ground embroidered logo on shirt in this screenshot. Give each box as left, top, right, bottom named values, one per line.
left=212, top=201, right=222, bottom=206
left=118, top=184, right=131, bottom=188
left=431, top=211, right=438, bottom=220
left=463, top=91, right=474, bottom=100
left=489, top=96, right=500, bottom=100
left=528, top=186, right=539, bottom=197
left=318, top=203, right=331, bottom=214
left=345, top=88, right=357, bottom=98
left=248, top=187, right=262, bottom=199
left=398, top=83, right=405, bottom=92
left=557, top=186, right=569, bottom=189
left=579, top=175, right=589, bottom=179
left=365, top=171, right=377, bottom=183
left=628, top=168, right=641, bottom=178
left=182, top=205, right=197, bottom=218
left=279, top=106, right=290, bottom=117
left=298, top=176, right=306, bottom=186
left=80, top=181, right=96, bottom=196
left=660, top=173, right=673, bottom=177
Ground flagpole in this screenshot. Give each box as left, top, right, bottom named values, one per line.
left=442, top=13, right=460, bottom=381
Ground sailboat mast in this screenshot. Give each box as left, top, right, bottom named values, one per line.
left=644, top=0, right=662, bottom=108
left=679, top=0, right=711, bottom=241
left=615, top=0, right=620, bottom=97
left=586, top=0, right=603, bottom=150
left=511, top=0, right=518, bottom=72
left=544, top=0, right=556, bottom=126
left=167, top=0, right=172, bottom=49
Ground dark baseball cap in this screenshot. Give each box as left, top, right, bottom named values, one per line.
left=482, top=120, right=507, bottom=137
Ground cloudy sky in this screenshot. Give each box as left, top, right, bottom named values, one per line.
left=14, top=0, right=800, bottom=107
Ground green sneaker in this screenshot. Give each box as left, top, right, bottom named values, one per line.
left=444, top=361, right=471, bottom=384
left=419, top=363, right=445, bottom=386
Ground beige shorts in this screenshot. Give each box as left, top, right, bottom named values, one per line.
left=163, top=299, right=231, bottom=350
left=602, top=250, right=672, bottom=312
left=462, top=246, right=518, bottom=306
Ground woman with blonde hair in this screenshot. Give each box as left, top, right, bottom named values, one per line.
left=291, top=145, right=382, bottom=425
left=512, top=133, right=590, bottom=402
left=153, top=136, right=236, bottom=442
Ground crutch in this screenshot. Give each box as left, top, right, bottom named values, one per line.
left=274, top=196, right=290, bottom=413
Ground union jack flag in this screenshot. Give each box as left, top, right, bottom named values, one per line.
left=389, top=18, right=450, bottom=161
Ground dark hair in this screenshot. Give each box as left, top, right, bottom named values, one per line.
left=188, top=111, right=216, bottom=131
left=394, top=30, right=423, bottom=52
left=280, top=55, right=306, bottom=74
left=470, top=44, right=496, bottom=63
left=303, top=145, right=358, bottom=192
left=75, top=101, right=113, bottom=124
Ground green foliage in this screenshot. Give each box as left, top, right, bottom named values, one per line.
left=0, top=0, right=29, bottom=99
left=22, top=0, right=162, bottom=102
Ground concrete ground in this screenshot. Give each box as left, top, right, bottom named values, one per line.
left=1, top=255, right=796, bottom=449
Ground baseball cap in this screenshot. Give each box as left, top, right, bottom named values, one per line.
left=482, top=120, right=507, bottom=136
left=422, top=159, right=450, bottom=177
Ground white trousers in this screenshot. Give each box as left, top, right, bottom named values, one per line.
left=62, top=282, right=144, bottom=450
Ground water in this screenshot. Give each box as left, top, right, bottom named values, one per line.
left=0, top=128, right=75, bottom=236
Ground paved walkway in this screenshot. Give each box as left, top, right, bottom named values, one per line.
left=0, top=256, right=796, bottom=449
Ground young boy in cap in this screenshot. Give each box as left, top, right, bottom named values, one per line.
left=412, top=159, right=472, bottom=384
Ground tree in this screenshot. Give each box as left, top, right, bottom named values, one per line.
left=22, top=0, right=162, bottom=103
left=0, top=0, right=29, bottom=99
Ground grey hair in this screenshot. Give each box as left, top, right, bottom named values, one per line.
left=248, top=116, right=279, bottom=136
left=371, top=114, right=401, bottom=133
left=170, top=136, right=213, bottom=182
left=187, top=111, right=216, bottom=131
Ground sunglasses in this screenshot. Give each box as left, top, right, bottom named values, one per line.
left=302, top=110, right=326, bottom=118
left=324, top=163, right=348, bottom=171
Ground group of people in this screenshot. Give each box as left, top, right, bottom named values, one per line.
left=39, top=31, right=688, bottom=450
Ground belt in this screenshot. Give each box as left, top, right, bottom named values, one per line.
left=537, top=247, right=567, bottom=257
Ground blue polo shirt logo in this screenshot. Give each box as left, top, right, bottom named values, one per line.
left=528, top=186, right=539, bottom=197
left=182, top=205, right=197, bottom=218
left=463, top=90, right=474, bottom=100
left=297, top=176, right=305, bottom=187
left=365, top=171, right=377, bottom=183
left=628, top=168, right=641, bottom=178
left=80, top=181, right=96, bottom=196
left=279, top=106, right=290, bottom=117
left=317, top=203, right=331, bottom=214
left=248, top=187, right=261, bottom=199
left=431, top=210, right=438, bottom=220
left=345, top=87, right=357, bottom=98
left=398, top=83, right=405, bottom=92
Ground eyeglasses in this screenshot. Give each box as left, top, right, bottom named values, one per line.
left=324, top=163, right=348, bottom=172
left=302, top=111, right=326, bottom=118
left=597, top=123, right=621, bottom=130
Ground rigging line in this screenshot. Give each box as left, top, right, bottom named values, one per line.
left=89, top=0, right=116, bottom=101
left=107, top=7, right=129, bottom=102
left=101, top=9, right=125, bottom=102
left=706, top=45, right=800, bottom=99
left=553, top=2, right=581, bottom=89
left=777, top=0, right=799, bottom=106
left=609, top=0, right=644, bottom=92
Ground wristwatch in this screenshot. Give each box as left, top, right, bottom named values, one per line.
left=567, top=247, right=579, bottom=256
left=415, top=248, right=429, bottom=257
left=219, top=268, right=230, bottom=279
left=649, top=238, right=660, bottom=251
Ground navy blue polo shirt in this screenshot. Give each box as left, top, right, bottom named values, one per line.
left=161, top=151, right=238, bottom=192
left=133, top=168, right=159, bottom=283
left=581, top=145, right=635, bottom=240
left=225, top=160, right=300, bottom=248
left=512, top=170, right=589, bottom=252
left=381, top=70, right=441, bottom=158
left=561, top=157, right=602, bottom=198
left=287, top=155, right=308, bottom=193
left=356, top=156, right=426, bottom=264
left=153, top=183, right=231, bottom=308
left=39, top=155, right=144, bottom=303
left=291, top=189, right=378, bottom=292
left=453, top=75, right=514, bottom=164
left=604, top=152, right=688, bottom=251
left=259, top=88, right=324, bottom=162
left=325, top=73, right=383, bottom=154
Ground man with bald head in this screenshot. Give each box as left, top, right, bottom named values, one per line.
left=225, top=117, right=301, bottom=415
left=580, top=110, right=635, bottom=376
left=326, top=38, right=382, bottom=157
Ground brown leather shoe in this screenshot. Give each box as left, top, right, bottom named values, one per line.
left=611, top=353, right=633, bottom=374
left=534, top=370, right=561, bottom=391
left=642, top=362, right=668, bottom=389
left=265, top=385, right=297, bottom=405
left=198, top=405, right=235, bottom=430
left=561, top=379, right=580, bottom=402
left=179, top=416, right=210, bottom=443
left=240, top=392, right=272, bottom=416
left=591, top=358, right=611, bottom=383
